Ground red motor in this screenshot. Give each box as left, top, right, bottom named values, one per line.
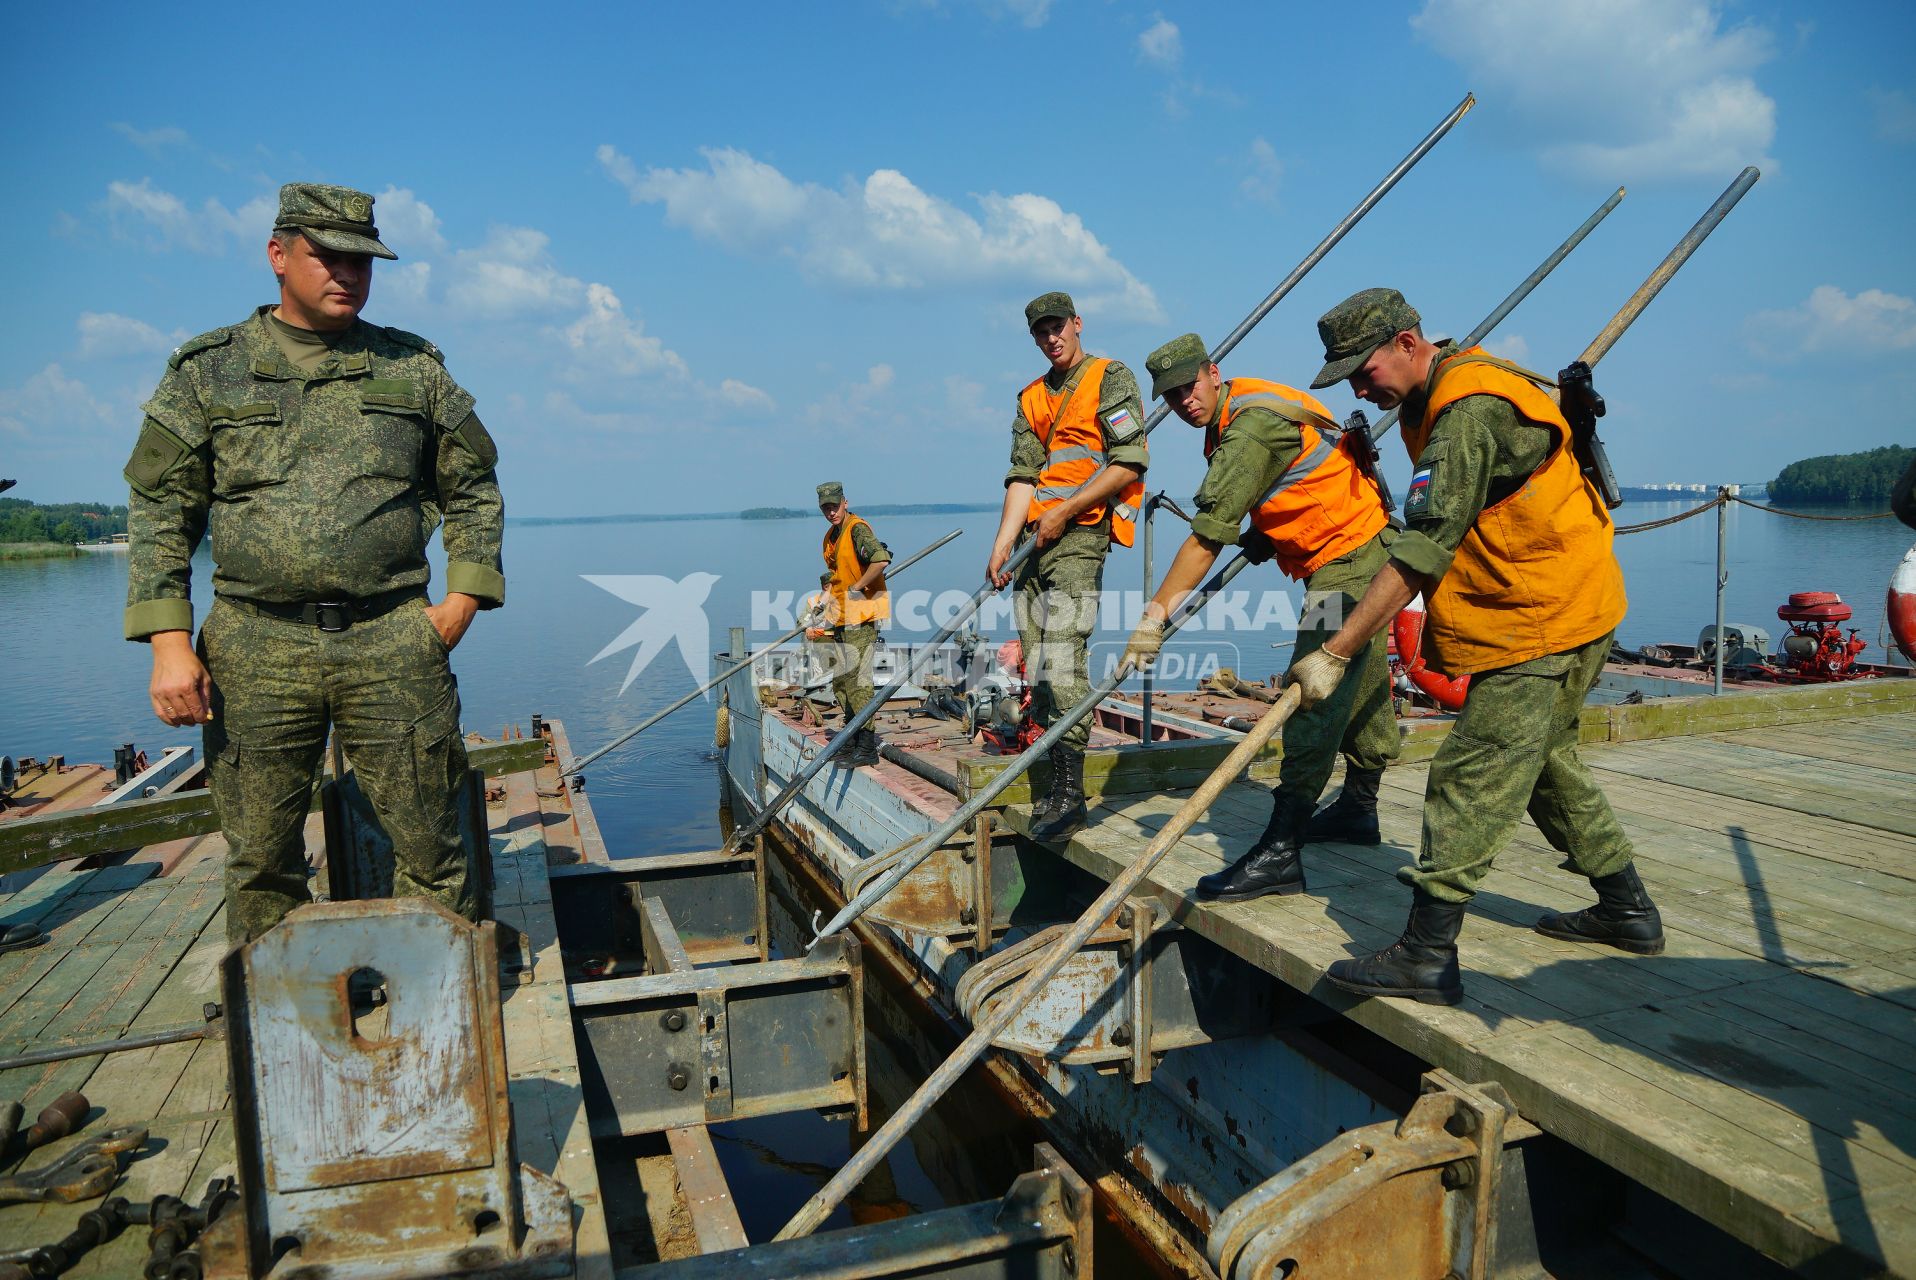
left=1775, top=592, right=1869, bottom=680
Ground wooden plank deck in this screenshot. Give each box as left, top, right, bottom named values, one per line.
left=1004, top=709, right=1916, bottom=1276
left=0, top=756, right=610, bottom=1278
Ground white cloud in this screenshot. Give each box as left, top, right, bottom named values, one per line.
left=110, top=124, right=191, bottom=155
left=1485, top=333, right=1530, bottom=362
left=76, top=312, right=179, bottom=360
left=373, top=187, right=447, bottom=255
left=103, top=178, right=276, bottom=253
left=561, top=283, right=689, bottom=379
left=717, top=379, right=776, bottom=413
left=601, top=145, right=1162, bottom=322
left=1412, top=0, right=1776, bottom=180
left=447, top=227, right=586, bottom=315
left=1869, top=88, right=1916, bottom=145
left=1748, top=285, right=1916, bottom=358
left=0, top=364, right=123, bottom=440
left=1138, top=17, right=1181, bottom=68
left=1240, top=138, right=1282, bottom=206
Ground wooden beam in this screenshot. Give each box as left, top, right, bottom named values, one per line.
left=0, top=736, right=549, bottom=876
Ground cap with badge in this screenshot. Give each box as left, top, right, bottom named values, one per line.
left=274, top=183, right=397, bottom=260
left=1145, top=333, right=1213, bottom=398
left=816, top=481, right=845, bottom=506
left=1310, top=287, right=1421, bottom=389
left=1023, top=292, right=1077, bottom=331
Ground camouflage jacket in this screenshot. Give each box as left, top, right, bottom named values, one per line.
left=123, top=306, right=504, bottom=639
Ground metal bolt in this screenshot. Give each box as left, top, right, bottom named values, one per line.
left=202, top=1002, right=222, bottom=1022
left=1112, top=1025, right=1134, bottom=1047
left=660, top=1009, right=687, bottom=1033
left=1440, top=1161, right=1476, bottom=1190
left=666, top=1065, right=691, bottom=1091
left=959, top=907, right=977, bottom=926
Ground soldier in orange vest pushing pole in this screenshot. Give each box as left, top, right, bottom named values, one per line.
left=1123, top=333, right=1400, bottom=902
left=986, top=292, right=1148, bottom=841
left=816, top=481, right=891, bottom=768
left=1287, top=288, right=1661, bottom=1006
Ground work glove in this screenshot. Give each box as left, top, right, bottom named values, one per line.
left=1123, top=615, right=1168, bottom=672
left=1236, top=529, right=1277, bottom=565
left=1285, top=646, right=1349, bottom=710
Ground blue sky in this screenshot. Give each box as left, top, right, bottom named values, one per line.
left=3, top=0, right=1912, bottom=517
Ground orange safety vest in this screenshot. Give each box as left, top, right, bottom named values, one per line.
left=1020, top=357, right=1144, bottom=548
left=1203, top=378, right=1389, bottom=580
left=1407, top=348, right=1627, bottom=675
left=822, top=514, right=889, bottom=627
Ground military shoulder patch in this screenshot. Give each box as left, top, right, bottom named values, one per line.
left=383, top=327, right=445, bottom=363
left=1404, top=464, right=1435, bottom=517
left=124, top=420, right=193, bottom=496
left=167, top=327, right=234, bottom=370
left=1101, top=405, right=1139, bottom=441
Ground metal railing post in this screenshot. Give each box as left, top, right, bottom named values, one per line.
left=1715, top=488, right=1729, bottom=696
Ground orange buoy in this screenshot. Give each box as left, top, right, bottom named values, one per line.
left=1392, top=602, right=1468, bottom=711
left=1890, top=544, right=1916, bottom=665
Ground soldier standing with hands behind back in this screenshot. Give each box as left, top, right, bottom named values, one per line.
left=986, top=292, right=1148, bottom=842
left=124, top=183, right=505, bottom=945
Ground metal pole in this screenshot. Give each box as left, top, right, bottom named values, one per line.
left=778, top=685, right=1305, bottom=1240
left=726, top=95, right=1473, bottom=852
left=564, top=528, right=962, bottom=776
left=1579, top=168, right=1759, bottom=368
left=1714, top=488, right=1728, bottom=696
left=1376, top=185, right=1625, bottom=444
left=1141, top=494, right=1160, bottom=745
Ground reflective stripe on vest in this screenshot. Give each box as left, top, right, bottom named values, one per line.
left=823, top=513, right=890, bottom=627
left=1021, top=357, right=1145, bottom=549
left=1205, top=378, right=1388, bottom=580
left=1413, top=349, right=1625, bottom=674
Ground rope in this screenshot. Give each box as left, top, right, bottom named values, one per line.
left=1615, top=492, right=1896, bottom=535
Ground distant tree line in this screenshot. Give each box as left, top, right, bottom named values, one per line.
left=1770, top=445, right=1914, bottom=505
left=0, top=498, right=128, bottom=545
left=740, top=506, right=811, bottom=520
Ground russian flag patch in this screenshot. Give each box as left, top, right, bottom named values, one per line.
left=1103, top=406, right=1137, bottom=439
left=1405, top=466, right=1434, bottom=516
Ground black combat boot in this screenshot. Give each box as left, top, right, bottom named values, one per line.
left=1196, top=792, right=1307, bottom=901
left=1304, top=766, right=1383, bottom=846
left=1325, top=891, right=1465, bottom=1005
left=839, top=727, right=880, bottom=769
left=1029, top=745, right=1088, bottom=842
left=1533, top=863, right=1665, bottom=954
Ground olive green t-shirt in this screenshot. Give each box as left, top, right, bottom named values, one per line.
left=266, top=310, right=348, bottom=374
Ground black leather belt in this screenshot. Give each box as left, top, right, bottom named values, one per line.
left=223, top=587, right=425, bottom=633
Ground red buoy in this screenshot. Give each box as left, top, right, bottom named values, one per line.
left=1391, top=604, right=1468, bottom=711
left=1890, top=545, right=1916, bottom=665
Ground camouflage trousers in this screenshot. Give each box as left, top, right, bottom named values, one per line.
left=825, top=623, right=878, bottom=722
left=1275, top=527, right=1400, bottom=810
left=1406, top=629, right=1635, bottom=903
left=200, top=593, right=474, bottom=944
left=1013, top=523, right=1108, bottom=753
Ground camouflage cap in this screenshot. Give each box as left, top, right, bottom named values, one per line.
left=1145, top=333, right=1213, bottom=398
left=816, top=481, right=845, bottom=506
left=1023, top=292, right=1077, bottom=330
left=275, top=183, right=397, bottom=260
left=1311, top=288, right=1421, bottom=389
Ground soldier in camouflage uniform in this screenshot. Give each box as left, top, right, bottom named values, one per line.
left=1124, top=334, right=1399, bottom=904
left=986, top=292, right=1148, bottom=841
left=125, top=183, right=505, bottom=945
left=1287, top=289, right=1659, bottom=1006
left=815, top=481, right=891, bottom=768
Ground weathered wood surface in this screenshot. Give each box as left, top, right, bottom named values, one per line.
left=1005, top=710, right=1916, bottom=1276
left=0, top=735, right=550, bottom=875
left=0, top=744, right=608, bottom=1278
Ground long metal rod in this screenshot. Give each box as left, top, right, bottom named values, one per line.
left=1375, top=184, right=1625, bottom=443
left=564, top=528, right=962, bottom=776
left=784, top=166, right=1769, bottom=1240
left=809, top=186, right=1619, bottom=948
left=1715, top=488, right=1728, bottom=696
left=778, top=685, right=1304, bottom=1240
left=1140, top=494, right=1162, bottom=745
left=0, top=1020, right=214, bottom=1072
left=726, top=95, right=1473, bottom=852
left=1580, top=167, right=1759, bottom=367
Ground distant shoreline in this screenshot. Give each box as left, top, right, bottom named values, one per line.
left=510, top=502, right=999, bottom=527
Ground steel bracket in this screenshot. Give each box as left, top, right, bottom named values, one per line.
left=206, top=899, right=573, bottom=1279
left=844, top=813, right=1037, bottom=950
left=1207, top=1069, right=1544, bottom=1280
left=549, top=841, right=768, bottom=978
left=954, top=897, right=1275, bottom=1084
left=570, top=895, right=867, bottom=1137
